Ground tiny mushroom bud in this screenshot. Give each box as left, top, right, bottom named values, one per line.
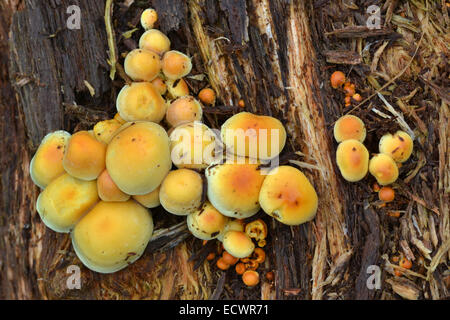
left=235, top=262, right=246, bottom=275
left=333, top=115, right=366, bottom=143
left=116, top=82, right=167, bottom=123
left=166, top=79, right=190, bottom=99
left=140, top=8, right=158, bottom=30
left=139, top=29, right=170, bottom=56
left=97, top=169, right=130, bottom=202
left=206, top=158, right=266, bottom=218
left=216, top=258, right=230, bottom=271
left=72, top=200, right=153, bottom=273
left=221, top=112, right=287, bottom=160
left=343, top=82, right=356, bottom=96
left=222, top=251, right=239, bottom=265
left=336, top=139, right=369, bottom=182
left=170, top=122, right=217, bottom=170
left=187, top=202, right=229, bottom=240
left=379, top=130, right=414, bottom=163
left=151, top=77, right=167, bottom=95
left=399, top=257, right=412, bottom=269
left=166, top=96, right=203, bottom=127
left=242, top=270, right=260, bottom=287
left=106, top=122, right=171, bottom=195
left=259, top=166, right=318, bottom=226
left=369, top=153, right=399, bottom=186
left=133, top=185, right=161, bottom=208
left=378, top=186, right=395, bottom=202
left=36, top=173, right=98, bottom=233
left=222, top=230, right=255, bottom=259
left=352, top=93, right=362, bottom=102
left=162, top=50, right=192, bottom=80
left=159, top=169, right=203, bottom=215
left=124, top=48, right=161, bottom=82
left=198, top=88, right=216, bottom=106
left=330, top=71, right=346, bottom=89
left=238, top=99, right=245, bottom=108
left=63, top=131, right=106, bottom=181
left=93, top=119, right=122, bottom=144
left=30, top=130, right=71, bottom=189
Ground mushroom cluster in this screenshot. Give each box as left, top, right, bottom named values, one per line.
left=29, top=8, right=319, bottom=276
left=333, top=113, right=414, bottom=201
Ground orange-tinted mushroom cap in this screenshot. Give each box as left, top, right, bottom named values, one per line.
left=330, top=71, right=346, bottom=89
left=221, top=112, right=287, bottom=160
left=166, top=78, right=190, bottom=99
left=124, top=48, right=161, bottom=82
left=132, top=185, right=161, bottom=208
left=222, top=230, right=255, bottom=259
left=242, top=270, right=260, bottom=287
left=336, top=139, right=369, bottom=182
left=206, top=158, right=265, bottom=218
left=333, top=115, right=366, bottom=143
left=63, top=131, right=106, bottom=181
left=161, top=50, right=192, bottom=80
left=259, top=166, right=318, bottom=226
left=140, top=8, right=158, bottom=30
left=97, top=169, right=130, bottom=202
left=139, top=29, right=170, bottom=55
left=198, top=88, right=216, bottom=106
left=166, top=96, right=202, bottom=127
left=187, top=201, right=229, bottom=240
left=369, top=153, right=399, bottom=186
left=30, top=130, right=71, bottom=189
left=379, top=130, right=413, bottom=163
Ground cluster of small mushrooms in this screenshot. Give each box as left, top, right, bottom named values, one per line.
left=29, top=8, right=319, bottom=282
left=332, top=71, right=414, bottom=197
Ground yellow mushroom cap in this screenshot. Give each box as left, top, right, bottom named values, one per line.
left=221, top=112, right=287, bottom=160
left=124, top=48, right=161, bottom=82
left=222, top=230, right=255, bottom=258
left=140, top=8, right=158, bottom=30
left=30, top=130, right=71, bottom=189
left=71, top=200, right=153, bottom=273
left=151, top=77, right=167, bottom=95
left=217, top=219, right=245, bottom=242
left=63, top=131, right=106, bottom=181
left=116, top=82, right=167, bottom=123
left=379, top=130, right=413, bottom=163
left=159, top=169, right=203, bottom=215
left=259, top=166, right=318, bottom=226
left=97, top=169, right=130, bottom=202
left=93, top=119, right=122, bottom=144
left=166, top=78, right=189, bottom=99
left=369, top=153, right=399, bottom=185
left=133, top=185, right=161, bottom=208
left=187, top=201, right=229, bottom=240
left=166, top=96, right=203, bottom=127
left=36, top=173, right=98, bottom=233
left=205, top=158, right=265, bottom=218
left=106, top=122, right=171, bottom=195
left=170, top=121, right=217, bottom=170
left=139, top=29, right=171, bottom=55
left=336, top=139, right=369, bottom=182
left=162, top=50, right=192, bottom=80
left=333, top=115, right=366, bottom=143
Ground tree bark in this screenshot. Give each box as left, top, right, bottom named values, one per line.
left=1, top=0, right=448, bottom=300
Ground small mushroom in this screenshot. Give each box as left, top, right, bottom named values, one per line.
left=216, top=219, right=244, bottom=242
left=151, top=77, right=167, bottom=96
left=198, top=88, right=216, bottom=106
left=161, top=50, right=192, bottom=80
left=206, top=158, right=266, bottom=218
left=369, top=153, right=399, bottom=186
left=139, top=29, right=171, bottom=55
left=106, top=122, right=171, bottom=195
left=330, top=71, right=346, bottom=89
left=36, top=173, right=98, bottom=233
left=222, top=251, right=239, bottom=265
left=378, top=186, right=395, bottom=202
left=333, top=115, right=366, bottom=143
left=133, top=185, right=161, bottom=208
left=259, top=166, right=318, bottom=226
left=242, top=270, right=260, bottom=287
left=221, top=112, right=287, bottom=160
left=30, top=130, right=71, bottom=189
left=97, top=169, right=130, bottom=202
left=116, top=82, right=167, bottom=123
left=379, top=130, right=413, bottom=163
left=71, top=200, right=153, bottom=273
left=187, top=201, right=229, bottom=240
left=244, top=219, right=267, bottom=242
left=159, top=169, right=203, bottom=215
left=170, top=121, right=217, bottom=170
left=336, top=139, right=369, bottom=182
left=124, top=48, right=161, bottom=82
left=166, top=78, right=189, bottom=99
left=166, top=96, right=203, bottom=127
left=140, top=8, right=158, bottom=30
left=222, top=230, right=255, bottom=259
left=63, top=131, right=106, bottom=181
left=93, top=119, right=122, bottom=144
